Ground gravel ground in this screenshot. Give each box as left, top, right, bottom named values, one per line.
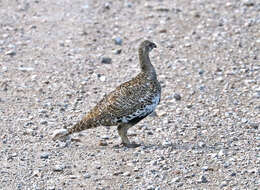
left=0, top=0, right=259, bottom=189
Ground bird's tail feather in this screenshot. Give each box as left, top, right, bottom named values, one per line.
left=52, top=117, right=98, bottom=141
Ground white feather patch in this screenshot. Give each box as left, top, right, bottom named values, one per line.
left=118, top=93, right=160, bottom=123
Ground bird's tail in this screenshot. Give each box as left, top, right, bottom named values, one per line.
left=52, top=117, right=98, bottom=141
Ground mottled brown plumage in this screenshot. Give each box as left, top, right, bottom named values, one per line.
left=52, top=40, right=161, bottom=148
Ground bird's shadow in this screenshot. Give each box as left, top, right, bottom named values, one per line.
left=132, top=142, right=224, bottom=152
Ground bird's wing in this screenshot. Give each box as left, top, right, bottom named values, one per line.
left=92, top=77, right=160, bottom=125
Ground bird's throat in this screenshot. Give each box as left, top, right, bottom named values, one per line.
left=139, top=50, right=156, bottom=75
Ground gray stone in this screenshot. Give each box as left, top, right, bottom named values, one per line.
left=198, top=175, right=208, bottom=183
left=171, top=177, right=181, bottom=182
left=220, top=180, right=228, bottom=188
left=101, top=57, right=112, bottom=64
left=40, top=120, right=48, bottom=125
left=230, top=172, right=236, bottom=176
left=147, top=185, right=155, bottom=190
left=40, top=152, right=49, bottom=159
left=113, top=171, right=123, bottom=176
left=82, top=4, right=89, bottom=9
left=101, top=135, right=109, bottom=140
left=104, top=2, right=110, bottom=9
left=199, top=85, right=205, bottom=91
left=84, top=173, right=91, bottom=179
left=123, top=171, right=131, bottom=176
left=218, top=149, right=226, bottom=157
left=173, top=93, right=181, bottom=101
left=126, top=2, right=133, bottom=8
left=201, top=166, right=209, bottom=171
left=53, top=164, right=65, bottom=172
left=69, top=175, right=78, bottom=179
left=250, top=123, right=258, bottom=129
left=99, top=75, right=106, bottom=82
left=224, top=161, right=231, bottom=168
left=198, top=141, right=206, bottom=148
left=18, top=67, right=34, bottom=71
left=243, top=0, right=255, bottom=6
left=114, top=37, right=123, bottom=45
left=162, top=140, right=172, bottom=146
left=114, top=49, right=122, bottom=54
left=5, top=50, right=16, bottom=56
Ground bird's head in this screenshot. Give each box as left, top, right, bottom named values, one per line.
left=140, top=40, right=157, bottom=53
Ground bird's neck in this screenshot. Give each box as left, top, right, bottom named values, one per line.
left=138, top=49, right=156, bottom=77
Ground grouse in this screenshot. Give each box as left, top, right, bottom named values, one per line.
left=52, top=40, right=161, bottom=148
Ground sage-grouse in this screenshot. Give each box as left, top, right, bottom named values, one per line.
left=52, top=40, right=161, bottom=148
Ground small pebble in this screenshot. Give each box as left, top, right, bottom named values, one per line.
left=126, top=2, right=133, bottom=8
left=18, top=67, right=34, bottom=71
left=218, top=149, right=226, bottom=157
left=123, top=172, right=131, bottom=176
left=69, top=175, right=78, bottom=179
left=230, top=172, right=236, bottom=176
left=248, top=168, right=257, bottom=174
left=241, top=118, right=248, bottom=123
left=243, top=0, right=255, bottom=7
left=186, top=104, right=192, bottom=108
left=113, top=171, right=123, bottom=176
left=5, top=50, right=16, bottom=56
left=156, top=8, right=170, bottom=12
left=114, top=37, right=122, bottom=45
left=82, top=4, right=89, bottom=9
left=220, top=181, right=228, bottom=188
left=99, top=141, right=108, bottom=146
left=99, top=75, right=106, bottom=82
left=53, top=164, right=65, bottom=172
left=40, top=152, right=49, bottom=159
left=147, top=185, right=155, bottom=190
left=224, top=161, right=231, bottom=168
left=17, top=184, right=22, bottom=190
left=114, top=49, right=122, bottom=54
left=157, top=110, right=167, bottom=117
left=101, top=57, right=112, bottom=64
left=198, top=175, right=208, bottom=183
left=250, top=123, right=258, bottom=129
left=101, top=135, right=109, bottom=140
left=84, top=173, right=91, bottom=179
left=173, top=93, right=181, bottom=101
left=25, top=121, right=34, bottom=126
left=201, top=166, right=209, bottom=171
left=147, top=131, right=153, bottom=135
left=199, top=85, right=205, bottom=91
left=104, top=2, right=110, bottom=9
left=40, top=120, right=48, bottom=125
left=198, top=141, right=206, bottom=148
left=171, top=177, right=181, bottom=183
left=159, top=29, right=167, bottom=33
left=162, top=140, right=172, bottom=146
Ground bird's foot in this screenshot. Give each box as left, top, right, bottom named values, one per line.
left=123, top=142, right=141, bottom=148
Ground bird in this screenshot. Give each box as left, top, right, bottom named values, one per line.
left=52, top=40, right=161, bottom=148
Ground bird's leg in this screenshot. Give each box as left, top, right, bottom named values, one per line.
left=117, top=124, right=140, bottom=148
left=117, top=124, right=131, bottom=145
